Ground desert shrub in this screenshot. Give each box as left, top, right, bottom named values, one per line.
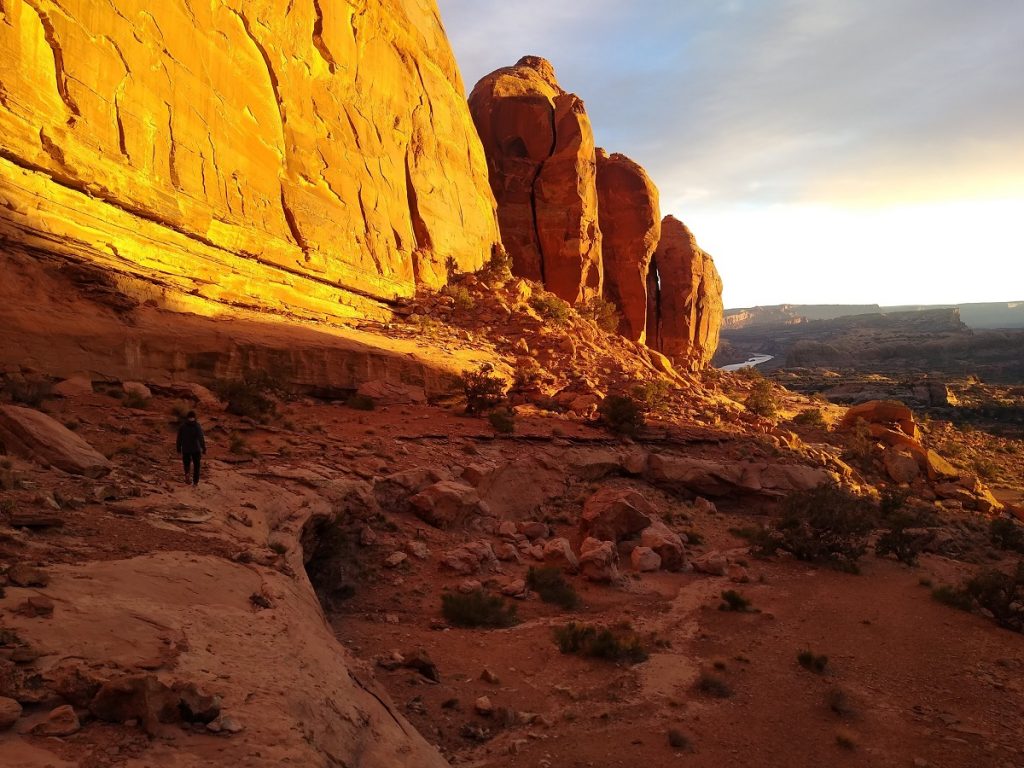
left=5, top=378, right=52, bottom=407
left=694, top=672, right=733, bottom=698
left=123, top=390, right=149, bottom=409
left=444, top=255, right=460, bottom=280
left=443, top=284, right=475, bottom=311
left=577, top=296, right=620, bottom=332
left=932, top=584, right=974, bottom=611
left=878, top=488, right=910, bottom=521
left=718, top=590, right=752, bottom=612
left=346, top=394, right=376, bottom=411
left=990, top=518, right=1024, bottom=553
left=745, top=379, right=779, bottom=419
left=215, top=374, right=276, bottom=418
left=228, top=433, right=253, bottom=456
left=843, top=418, right=876, bottom=468
left=599, top=394, right=645, bottom=435
left=488, top=408, right=516, bottom=434
left=792, top=408, right=827, bottom=428
left=827, top=688, right=855, bottom=717
left=484, top=244, right=513, bottom=282
left=973, top=458, right=1000, bottom=481
left=963, top=563, right=1024, bottom=632
left=667, top=729, right=690, bottom=750
left=631, top=379, right=672, bottom=415
left=512, top=357, right=543, bottom=391
left=875, top=512, right=930, bottom=566
left=442, top=589, right=518, bottom=628
left=461, top=365, right=506, bottom=415
left=797, top=650, right=829, bottom=674
left=554, top=622, right=648, bottom=664
left=527, top=566, right=579, bottom=609
left=757, top=484, right=874, bottom=572
left=529, top=292, right=572, bottom=324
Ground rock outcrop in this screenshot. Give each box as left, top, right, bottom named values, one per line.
left=0, top=405, right=111, bottom=477
left=647, top=216, right=724, bottom=368
left=0, top=0, right=500, bottom=322
left=469, top=56, right=602, bottom=304
left=596, top=150, right=661, bottom=343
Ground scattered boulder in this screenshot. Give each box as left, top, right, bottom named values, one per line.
left=123, top=381, right=152, bottom=400
left=691, top=551, right=728, bottom=577
left=52, top=376, right=94, bottom=398
left=630, top=546, right=662, bottom=572
left=6, top=563, right=49, bottom=588
left=501, top=578, right=528, bottom=598
left=579, top=486, right=655, bottom=542
left=401, top=649, right=440, bottom=683
left=543, top=538, right=579, bottom=572
left=31, top=704, right=81, bottom=736
left=517, top=521, right=549, bottom=540
left=925, top=450, right=959, bottom=482
left=90, top=674, right=180, bottom=735
left=405, top=541, right=430, bottom=560
left=384, top=552, right=408, bottom=568
left=0, top=405, right=111, bottom=477
left=0, top=696, right=21, bottom=730
left=475, top=695, right=494, bottom=717
left=883, top=448, right=920, bottom=484
left=441, top=541, right=498, bottom=576
left=475, top=457, right=565, bottom=520
left=409, top=481, right=482, bottom=529
left=577, top=538, right=619, bottom=583
left=639, top=520, right=686, bottom=571
left=374, top=468, right=448, bottom=513
left=840, top=400, right=917, bottom=438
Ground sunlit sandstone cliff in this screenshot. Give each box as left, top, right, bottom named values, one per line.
left=0, top=0, right=501, bottom=322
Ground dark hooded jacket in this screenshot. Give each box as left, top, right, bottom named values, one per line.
left=176, top=419, right=206, bottom=454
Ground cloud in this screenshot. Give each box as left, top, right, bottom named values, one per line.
left=438, top=0, right=1024, bottom=304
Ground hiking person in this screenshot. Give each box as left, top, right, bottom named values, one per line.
left=176, top=410, right=206, bottom=486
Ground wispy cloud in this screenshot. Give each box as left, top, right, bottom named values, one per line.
left=438, top=0, right=1024, bottom=305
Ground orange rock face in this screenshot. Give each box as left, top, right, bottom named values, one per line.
left=647, top=216, right=724, bottom=368
left=596, top=150, right=661, bottom=343
left=469, top=57, right=602, bottom=304
left=0, top=0, right=500, bottom=320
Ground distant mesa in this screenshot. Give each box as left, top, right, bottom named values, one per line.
left=469, top=58, right=724, bottom=368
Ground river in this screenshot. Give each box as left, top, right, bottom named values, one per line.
left=719, top=353, right=774, bottom=372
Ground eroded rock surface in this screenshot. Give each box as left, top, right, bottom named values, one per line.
left=596, top=150, right=661, bottom=342
left=0, top=0, right=500, bottom=321
left=647, top=216, right=724, bottom=368
left=469, top=56, right=602, bottom=304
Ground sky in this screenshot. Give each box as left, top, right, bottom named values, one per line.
left=437, top=0, right=1024, bottom=308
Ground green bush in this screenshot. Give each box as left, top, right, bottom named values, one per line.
left=442, top=589, right=518, bottom=628
left=718, top=590, right=752, bottom=612
left=554, top=622, right=648, bottom=664
left=527, top=566, right=579, bottom=609
left=577, top=296, right=620, bottom=332
left=745, top=380, right=779, bottom=418
left=694, top=672, right=733, bottom=698
left=797, top=650, right=829, bottom=673
left=215, top=374, right=277, bottom=418
left=931, top=584, right=974, bottom=611
left=599, top=394, right=645, bottom=435
left=461, top=365, right=507, bottom=415
left=488, top=408, right=516, bottom=434
left=529, top=292, right=572, bottom=324
left=631, top=379, right=672, bottom=415
left=443, top=284, right=475, bottom=311
left=762, top=484, right=875, bottom=572
left=792, top=408, right=827, bottom=428
left=962, top=563, right=1024, bottom=633
left=875, top=512, right=930, bottom=566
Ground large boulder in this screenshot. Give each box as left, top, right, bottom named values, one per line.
left=596, top=150, right=661, bottom=342
left=469, top=56, right=602, bottom=304
left=840, top=400, right=917, bottom=438
left=644, top=453, right=831, bottom=498
left=646, top=216, right=724, bottom=369
left=639, top=520, right=686, bottom=571
left=475, top=457, right=565, bottom=520
left=579, top=486, right=655, bottom=542
left=409, top=481, right=483, bottom=529
left=0, top=405, right=110, bottom=476
left=577, top=538, right=619, bottom=583
left=883, top=447, right=920, bottom=484
left=0, top=0, right=501, bottom=318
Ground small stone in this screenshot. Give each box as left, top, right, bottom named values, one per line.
left=0, top=696, right=22, bottom=730
left=501, top=579, right=527, bottom=598
left=359, top=526, right=377, bottom=546
left=6, top=564, right=49, bottom=588
left=405, top=541, right=430, bottom=560
left=458, top=579, right=482, bottom=594
left=475, top=695, right=493, bottom=716
left=480, top=668, right=501, bottom=685
left=630, top=546, right=661, bottom=572
left=384, top=552, right=407, bottom=568
left=15, top=596, right=54, bottom=618
left=208, top=715, right=243, bottom=734
left=31, top=704, right=80, bottom=736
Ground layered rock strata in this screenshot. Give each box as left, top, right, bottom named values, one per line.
left=0, top=0, right=500, bottom=321
left=468, top=56, right=602, bottom=304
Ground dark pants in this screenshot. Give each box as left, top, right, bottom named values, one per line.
left=182, top=452, right=202, bottom=485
